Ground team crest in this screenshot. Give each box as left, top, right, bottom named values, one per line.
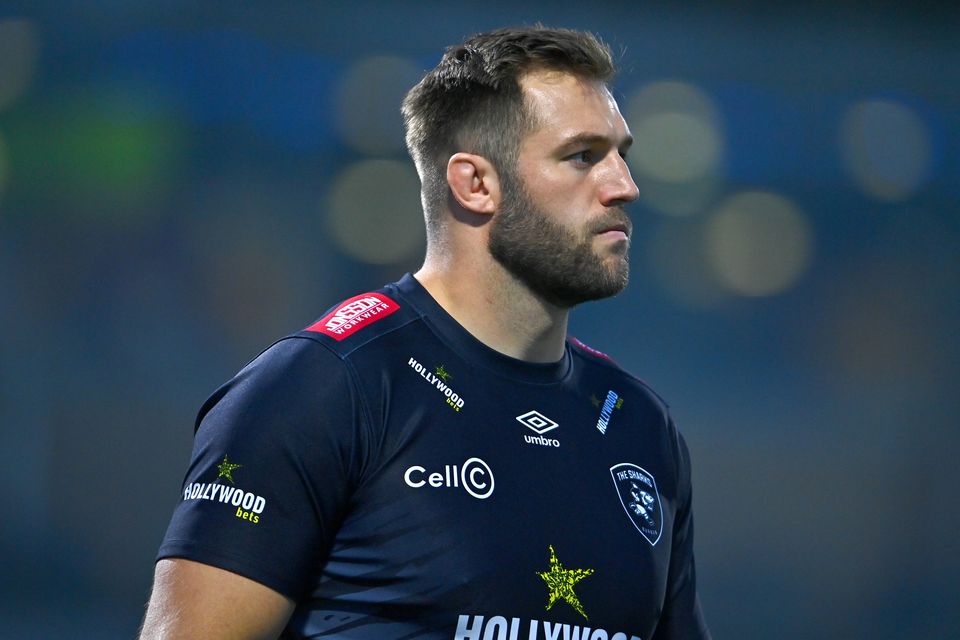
left=610, top=463, right=663, bottom=545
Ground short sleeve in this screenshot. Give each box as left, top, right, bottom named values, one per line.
left=157, top=336, right=366, bottom=599
left=652, top=427, right=712, bottom=640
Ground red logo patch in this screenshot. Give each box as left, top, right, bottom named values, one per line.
left=306, top=293, right=400, bottom=341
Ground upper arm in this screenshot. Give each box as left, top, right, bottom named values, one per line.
left=151, top=338, right=366, bottom=618
left=149, top=340, right=363, bottom=639
left=652, top=426, right=712, bottom=640
left=139, top=558, right=295, bottom=640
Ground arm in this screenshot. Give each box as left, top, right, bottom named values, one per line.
left=143, top=337, right=365, bottom=638
left=138, top=559, right=295, bottom=640
left=652, top=427, right=712, bottom=640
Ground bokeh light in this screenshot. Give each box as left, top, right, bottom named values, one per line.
left=0, top=131, right=8, bottom=205
left=626, top=80, right=725, bottom=217
left=840, top=99, right=932, bottom=202
left=646, top=218, right=728, bottom=309
left=335, top=56, right=421, bottom=156
left=636, top=175, right=724, bottom=219
left=828, top=268, right=941, bottom=389
left=4, top=90, right=186, bottom=216
left=0, top=19, right=40, bottom=111
left=326, top=159, right=424, bottom=264
left=705, top=191, right=813, bottom=297
left=3, top=7, right=958, bottom=639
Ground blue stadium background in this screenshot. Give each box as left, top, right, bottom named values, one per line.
left=1, top=2, right=957, bottom=637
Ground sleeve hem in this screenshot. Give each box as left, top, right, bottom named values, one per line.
left=157, top=539, right=305, bottom=600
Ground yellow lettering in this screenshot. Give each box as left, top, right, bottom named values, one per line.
left=235, top=506, right=260, bottom=524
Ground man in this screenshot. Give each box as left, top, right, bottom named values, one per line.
left=140, top=26, right=711, bottom=640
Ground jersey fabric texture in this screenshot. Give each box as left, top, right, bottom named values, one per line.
left=158, top=274, right=711, bottom=640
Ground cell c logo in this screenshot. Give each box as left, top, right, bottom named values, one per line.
left=403, top=457, right=495, bottom=500
left=461, top=457, right=494, bottom=499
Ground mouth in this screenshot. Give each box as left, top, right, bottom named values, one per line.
left=600, top=222, right=630, bottom=235
left=594, top=219, right=632, bottom=241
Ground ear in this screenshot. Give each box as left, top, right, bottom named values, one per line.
left=446, top=153, right=500, bottom=215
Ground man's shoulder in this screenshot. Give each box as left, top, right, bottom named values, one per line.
left=567, top=335, right=670, bottom=413
left=195, top=283, right=423, bottom=432
left=294, top=284, right=422, bottom=357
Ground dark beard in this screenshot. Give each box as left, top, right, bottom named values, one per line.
left=488, top=174, right=631, bottom=308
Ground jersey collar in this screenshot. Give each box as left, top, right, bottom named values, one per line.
left=391, top=273, right=571, bottom=385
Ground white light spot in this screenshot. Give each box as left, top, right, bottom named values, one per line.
left=636, top=174, right=723, bottom=218
left=336, top=56, right=421, bottom=156
left=0, top=19, right=40, bottom=111
left=626, top=81, right=725, bottom=216
left=326, top=159, right=424, bottom=265
left=0, top=131, right=8, bottom=205
left=633, top=112, right=722, bottom=183
left=840, top=99, right=932, bottom=202
left=705, top=191, right=813, bottom=297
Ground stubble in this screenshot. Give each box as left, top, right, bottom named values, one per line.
left=488, top=173, right=632, bottom=308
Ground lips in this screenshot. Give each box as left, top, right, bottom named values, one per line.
left=601, top=222, right=630, bottom=235
left=594, top=214, right=632, bottom=238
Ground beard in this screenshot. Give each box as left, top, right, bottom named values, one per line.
left=488, top=173, right=632, bottom=308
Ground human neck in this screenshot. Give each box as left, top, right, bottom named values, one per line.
left=414, top=257, right=570, bottom=363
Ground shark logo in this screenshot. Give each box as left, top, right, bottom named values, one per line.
left=610, top=463, right=663, bottom=545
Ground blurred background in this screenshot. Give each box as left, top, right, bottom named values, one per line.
left=1, top=1, right=957, bottom=637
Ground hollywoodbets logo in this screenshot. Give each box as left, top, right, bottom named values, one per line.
left=536, top=545, right=594, bottom=619
left=181, top=455, right=268, bottom=524
left=453, top=547, right=643, bottom=639
left=592, top=391, right=623, bottom=435
left=454, top=616, right=642, bottom=640
left=408, top=357, right=465, bottom=412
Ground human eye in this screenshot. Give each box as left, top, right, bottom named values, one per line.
left=567, top=149, right=596, bottom=166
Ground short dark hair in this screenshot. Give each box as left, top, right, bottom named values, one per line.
left=402, top=26, right=615, bottom=230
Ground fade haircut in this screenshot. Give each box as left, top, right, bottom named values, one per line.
left=402, top=26, right=615, bottom=234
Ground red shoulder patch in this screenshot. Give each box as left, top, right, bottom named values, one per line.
left=306, top=292, right=400, bottom=341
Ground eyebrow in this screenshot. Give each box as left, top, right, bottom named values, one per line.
left=556, top=132, right=634, bottom=155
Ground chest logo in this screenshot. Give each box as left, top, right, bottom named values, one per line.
left=610, top=463, right=663, bottom=545
left=591, top=390, right=623, bottom=434
left=408, top=357, right=465, bottom=412
left=517, top=410, right=560, bottom=448
left=403, top=457, right=493, bottom=499
left=536, top=545, right=595, bottom=620
left=516, top=410, right=559, bottom=434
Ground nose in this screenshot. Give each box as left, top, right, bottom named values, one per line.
left=600, top=154, right=640, bottom=207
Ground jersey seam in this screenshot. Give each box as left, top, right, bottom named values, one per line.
left=277, top=335, right=381, bottom=495
left=340, top=355, right=380, bottom=494
left=295, top=315, right=424, bottom=359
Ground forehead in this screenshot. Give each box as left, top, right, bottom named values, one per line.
left=519, top=69, right=628, bottom=143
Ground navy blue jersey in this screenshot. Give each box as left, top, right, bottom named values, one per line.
left=158, top=274, right=711, bottom=640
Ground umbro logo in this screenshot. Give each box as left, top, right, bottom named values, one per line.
left=517, top=410, right=560, bottom=448
left=516, top=410, right=559, bottom=434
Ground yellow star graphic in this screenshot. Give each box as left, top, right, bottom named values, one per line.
left=435, top=364, right=452, bottom=382
left=536, top=545, right=595, bottom=620
left=216, top=455, right=242, bottom=485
